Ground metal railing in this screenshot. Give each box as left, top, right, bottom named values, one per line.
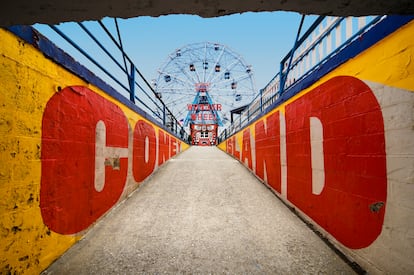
left=219, top=15, right=384, bottom=142
left=33, top=19, right=189, bottom=142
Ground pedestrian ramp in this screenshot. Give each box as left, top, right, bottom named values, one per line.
left=43, top=146, right=354, bottom=274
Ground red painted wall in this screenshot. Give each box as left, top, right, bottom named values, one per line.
left=224, top=76, right=387, bottom=249
left=41, top=86, right=183, bottom=235
left=285, top=76, right=386, bottom=249
left=255, top=111, right=282, bottom=193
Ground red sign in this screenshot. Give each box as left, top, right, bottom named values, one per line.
left=190, top=113, right=217, bottom=120
left=41, top=86, right=181, bottom=234
left=187, top=104, right=222, bottom=111
left=226, top=76, right=387, bottom=249
left=41, top=86, right=128, bottom=234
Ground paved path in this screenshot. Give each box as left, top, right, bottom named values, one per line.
left=43, top=146, right=355, bottom=274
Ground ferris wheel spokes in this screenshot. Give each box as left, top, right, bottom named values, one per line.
left=207, top=58, right=241, bottom=87
left=157, top=69, right=195, bottom=89
left=155, top=41, right=257, bottom=136
left=169, top=56, right=200, bottom=85
left=205, top=46, right=226, bottom=84
left=209, top=72, right=253, bottom=91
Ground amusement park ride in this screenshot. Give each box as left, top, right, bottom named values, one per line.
left=155, top=42, right=256, bottom=145
left=185, top=83, right=221, bottom=145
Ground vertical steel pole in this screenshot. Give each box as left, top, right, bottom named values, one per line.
left=260, top=88, right=263, bottom=113
left=279, top=14, right=305, bottom=96
left=129, top=63, right=136, bottom=103
left=163, top=105, right=166, bottom=126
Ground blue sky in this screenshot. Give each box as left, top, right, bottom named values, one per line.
left=34, top=11, right=321, bottom=129
left=34, top=12, right=321, bottom=129
left=35, top=11, right=318, bottom=93
left=116, top=11, right=317, bottom=91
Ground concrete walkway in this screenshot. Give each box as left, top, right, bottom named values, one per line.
left=43, top=146, right=355, bottom=274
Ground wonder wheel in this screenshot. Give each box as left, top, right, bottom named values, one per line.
left=154, top=42, right=256, bottom=132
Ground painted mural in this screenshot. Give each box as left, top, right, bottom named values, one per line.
left=219, top=19, right=414, bottom=274
left=40, top=86, right=183, bottom=235
left=1, top=16, right=414, bottom=275
left=225, top=76, right=387, bottom=248
left=0, top=28, right=188, bottom=274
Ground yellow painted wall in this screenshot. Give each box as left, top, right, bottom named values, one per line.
left=2, top=18, right=413, bottom=274
left=216, top=141, right=226, bottom=152
left=219, top=19, right=414, bottom=274
left=1, top=28, right=79, bottom=274
left=220, top=19, right=414, bottom=153
left=0, top=28, right=188, bottom=274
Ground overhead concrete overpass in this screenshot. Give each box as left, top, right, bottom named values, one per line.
left=1, top=0, right=414, bottom=26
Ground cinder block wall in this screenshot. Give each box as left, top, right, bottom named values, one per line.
left=218, top=20, right=414, bottom=274
left=0, top=28, right=189, bottom=274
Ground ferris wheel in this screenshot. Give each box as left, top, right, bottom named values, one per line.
left=154, top=42, right=256, bottom=130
